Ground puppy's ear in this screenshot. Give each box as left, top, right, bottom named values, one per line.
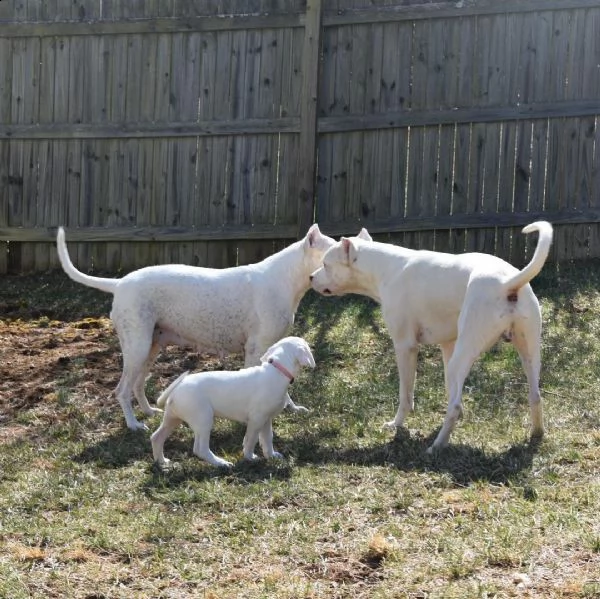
left=298, top=344, right=316, bottom=368
left=341, top=237, right=358, bottom=264
left=356, top=227, right=372, bottom=242
left=305, top=223, right=321, bottom=249
left=259, top=344, right=276, bottom=363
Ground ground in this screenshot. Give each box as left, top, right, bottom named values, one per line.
left=1, top=267, right=600, bottom=598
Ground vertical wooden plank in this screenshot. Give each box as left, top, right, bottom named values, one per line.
left=0, top=38, right=13, bottom=273
left=343, top=22, right=368, bottom=230
left=406, top=21, right=431, bottom=251
left=235, top=27, right=260, bottom=266
left=36, top=36, right=57, bottom=271
left=315, top=22, right=337, bottom=227
left=382, top=20, right=411, bottom=248
left=152, top=31, right=173, bottom=266
left=278, top=28, right=303, bottom=228
left=449, top=16, right=476, bottom=255
left=208, top=29, right=234, bottom=267
left=476, top=15, right=506, bottom=257
left=562, top=9, right=594, bottom=260
left=543, top=9, right=571, bottom=263
left=297, top=0, right=322, bottom=235
left=51, top=36, right=70, bottom=271
left=581, top=9, right=600, bottom=258
left=434, top=18, right=460, bottom=254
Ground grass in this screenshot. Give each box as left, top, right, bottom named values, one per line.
left=1, top=261, right=600, bottom=597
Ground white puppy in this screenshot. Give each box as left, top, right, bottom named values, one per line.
left=150, top=336, right=315, bottom=468
left=56, top=225, right=334, bottom=430
left=310, top=222, right=553, bottom=452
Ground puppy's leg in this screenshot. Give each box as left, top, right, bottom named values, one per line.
left=133, top=341, right=162, bottom=416
left=512, top=312, right=544, bottom=438
left=383, top=341, right=418, bottom=430
left=151, top=411, right=182, bottom=468
left=242, top=419, right=263, bottom=461
left=191, top=408, right=232, bottom=468
left=258, top=419, right=283, bottom=459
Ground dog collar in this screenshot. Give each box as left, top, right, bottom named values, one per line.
left=268, top=358, right=294, bottom=383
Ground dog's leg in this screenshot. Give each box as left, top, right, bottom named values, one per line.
left=258, top=420, right=283, bottom=459
left=150, top=412, right=182, bottom=468
left=383, top=341, right=418, bottom=430
left=511, top=315, right=544, bottom=438
left=133, top=341, right=162, bottom=416
left=440, top=341, right=456, bottom=398
left=113, top=320, right=156, bottom=430
left=428, top=301, right=508, bottom=452
left=242, top=420, right=263, bottom=461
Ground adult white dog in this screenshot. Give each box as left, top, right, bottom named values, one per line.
left=56, top=225, right=334, bottom=430
left=150, top=336, right=315, bottom=468
left=310, top=222, right=553, bottom=452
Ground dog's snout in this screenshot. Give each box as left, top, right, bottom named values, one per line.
left=309, top=274, right=314, bottom=282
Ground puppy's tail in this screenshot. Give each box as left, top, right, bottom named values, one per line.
left=156, top=371, right=189, bottom=409
left=56, top=227, right=119, bottom=294
left=504, top=221, right=553, bottom=292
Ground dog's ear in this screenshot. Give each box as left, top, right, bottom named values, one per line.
left=356, top=227, right=372, bottom=242
left=298, top=343, right=316, bottom=368
left=305, top=223, right=321, bottom=249
left=341, top=237, right=358, bottom=264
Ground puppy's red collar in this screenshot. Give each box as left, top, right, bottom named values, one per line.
left=268, top=358, right=294, bottom=383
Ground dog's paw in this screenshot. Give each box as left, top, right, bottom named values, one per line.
left=293, top=405, right=310, bottom=414
left=382, top=420, right=398, bottom=432
left=156, top=458, right=173, bottom=470
left=129, top=420, right=150, bottom=432
left=271, top=451, right=284, bottom=460
left=214, top=459, right=233, bottom=468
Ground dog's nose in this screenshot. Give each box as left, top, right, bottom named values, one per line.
left=309, top=274, right=314, bottom=282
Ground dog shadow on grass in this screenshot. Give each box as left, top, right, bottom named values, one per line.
left=74, top=423, right=294, bottom=485
left=291, top=427, right=542, bottom=487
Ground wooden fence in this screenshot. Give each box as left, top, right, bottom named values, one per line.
left=0, top=0, right=599, bottom=274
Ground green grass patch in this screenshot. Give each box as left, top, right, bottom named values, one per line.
left=1, top=261, right=600, bottom=597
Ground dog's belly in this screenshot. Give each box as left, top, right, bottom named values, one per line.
left=154, top=318, right=247, bottom=354
left=416, top=320, right=458, bottom=345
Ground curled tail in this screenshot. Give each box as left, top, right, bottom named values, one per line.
left=56, top=227, right=119, bottom=294
left=156, top=372, right=189, bottom=409
left=505, top=221, right=553, bottom=292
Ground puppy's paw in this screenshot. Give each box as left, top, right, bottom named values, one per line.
left=271, top=451, right=284, bottom=460
left=292, top=405, right=310, bottom=414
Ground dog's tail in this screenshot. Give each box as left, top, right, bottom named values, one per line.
left=504, top=221, right=553, bottom=292
left=56, top=227, right=120, bottom=294
left=156, top=371, right=189, bottom=409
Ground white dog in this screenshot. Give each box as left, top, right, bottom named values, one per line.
left=150, top=336, right=315, bottom=468
left=310, top=222, right=553, bottom=452
left=56, top=225, right=334, bottom=430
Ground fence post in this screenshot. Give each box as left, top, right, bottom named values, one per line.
left=297, top=0, right=322, bottom=237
